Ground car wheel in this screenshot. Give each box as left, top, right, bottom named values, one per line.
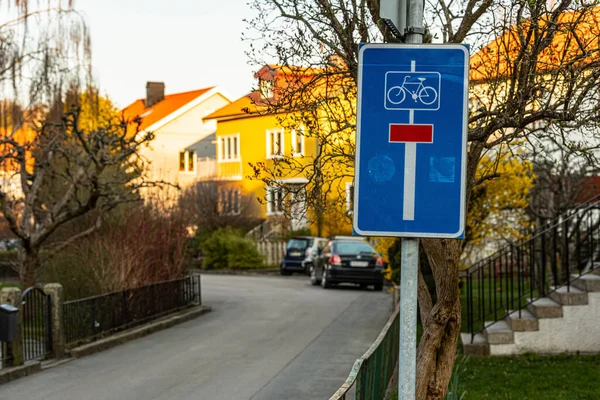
left=310, top=265, right=319, bottom=285
left=373, top=282, right=384, bottom=291
left=280, top=269, right=292, bottom=276
left=321, top=268, right=331, bottom=289
left=305, top=263, right=312, bottom=276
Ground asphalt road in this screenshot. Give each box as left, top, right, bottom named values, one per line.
left=0, top=274, right=393, bottom=400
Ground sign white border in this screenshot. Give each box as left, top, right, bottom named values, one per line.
left=353, top=43, right=469, bottom=238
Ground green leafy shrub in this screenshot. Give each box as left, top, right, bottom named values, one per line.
left=201, top=228, right=264, bottom=269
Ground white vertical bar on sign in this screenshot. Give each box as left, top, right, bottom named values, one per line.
left=402, top=60, right=417, bottom=221
left=403, top=142, right=416, bottom=221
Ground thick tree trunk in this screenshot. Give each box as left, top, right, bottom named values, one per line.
left=416, top=238, right=462, bottom=400
left=20, top=250, right=39, bottom=289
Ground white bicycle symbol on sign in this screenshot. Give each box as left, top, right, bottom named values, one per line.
left=386, top=75, right=438, bottom=106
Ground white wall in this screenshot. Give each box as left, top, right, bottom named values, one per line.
left=140, top=92, right=229, bottom=190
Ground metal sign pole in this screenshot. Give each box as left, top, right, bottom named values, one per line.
left=399, top=237, right=419, bottom=398
left=399, top=0, right=424, bottom=398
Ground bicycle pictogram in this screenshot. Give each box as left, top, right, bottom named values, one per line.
left=386, top=75, right=438, bottom=106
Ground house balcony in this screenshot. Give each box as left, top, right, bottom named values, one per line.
left=196, top=157, right=217, bottom=179
left=217, top=159, right=243, bottom=180
left=196, top=157, right=243, bottom=181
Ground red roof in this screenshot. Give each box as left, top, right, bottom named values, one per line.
left=122, top=87, right=213, bottom=131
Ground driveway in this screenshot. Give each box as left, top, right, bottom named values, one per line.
left=0, top=274, right=393, bottom=400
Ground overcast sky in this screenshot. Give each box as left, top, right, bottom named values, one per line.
left=76, top=0, right=258, bottom=108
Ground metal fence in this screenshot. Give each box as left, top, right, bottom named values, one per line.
left=330, top=307, right=400, bottom=400
left=63, top=274, right=201, bottom=347
left=464, top=202, right=600, bottom=342
left=21, top=287, right=52, bottom=362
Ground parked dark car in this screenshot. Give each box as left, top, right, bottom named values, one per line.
left=310, top=239, right=385, bottom=290
left=280, top=236, right=328, bottom=276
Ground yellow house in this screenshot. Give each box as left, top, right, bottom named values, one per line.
left=122, top=82, right=231, bottom=193
left=204, top=65, right=355, bottom=236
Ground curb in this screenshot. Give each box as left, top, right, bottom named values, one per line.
left=0, top=361, right=41, bottom=385
left=68, top=305, right=212, bottom=358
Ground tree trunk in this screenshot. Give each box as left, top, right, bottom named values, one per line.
left=416, top=238, right=462, bottom=400
left=20, top=250, right=39, bottom=289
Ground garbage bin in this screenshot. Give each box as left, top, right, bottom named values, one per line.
left=0, top=304, right=18, bottom=342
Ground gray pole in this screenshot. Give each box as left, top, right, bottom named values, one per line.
left=399, top=238, right=419, bottom=398
left=399, top=0, right=424, bottom=398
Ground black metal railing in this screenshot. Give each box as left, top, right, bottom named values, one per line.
left=465, top=201, right=600, bottom=342
left=21, top=287, right=52, bottom=362
left=329, top=307, right=399, bottom=400
left=63, top=274, right=201, bottom=347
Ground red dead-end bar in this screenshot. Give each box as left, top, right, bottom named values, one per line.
left=389, top=124, right=434, bottom=143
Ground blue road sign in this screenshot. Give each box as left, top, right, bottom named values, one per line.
left=353, top=44, right=469, bottom=238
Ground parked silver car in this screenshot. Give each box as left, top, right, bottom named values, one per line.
left=280, top=236, right=328, bottom=276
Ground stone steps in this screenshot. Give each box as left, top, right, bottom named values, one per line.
left=548, top=285, right=588, bottom=305
left=484, top=320, right=513, bottom=344
left=460, top=332, right=489, bottom=356
left=572, top=274, right=600, bottom=292
left=527, top=297, right=562, bottom=318
left=463, top=271, right=599, bottom=356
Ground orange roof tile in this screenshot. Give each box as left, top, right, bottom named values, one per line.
left=470, top=6, right=600, bottom=82
left=204, top=91, right=269, bottom=121
left=122, top=87, right=213, bottom=131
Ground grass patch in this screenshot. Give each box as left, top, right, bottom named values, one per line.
left=460, top=277, right=540, bottom=333
left=386, top=354, right=600, bottom=399
left=456, top=354, right=600, bottom=399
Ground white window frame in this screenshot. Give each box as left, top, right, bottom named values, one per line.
left=217, top=133, right=241, bottom=162
left=291, top=127, right=305, bottom=157
left=346, top=182, right=355, bottom=214
left=259, top=79, right=274, bottom=99
left=266, top=185, right=285, bottom=216
left=266, top=128, right=284, bottom=159
left=218, top=186, right=241, bottom=216
left=179, top=150, right=196, bottom=174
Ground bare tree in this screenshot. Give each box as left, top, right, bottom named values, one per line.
left=178, top=180, right=263, bottom=235
left=0, top=109, right=159, bottom=288
left=529, top=137, right=600, bottom=222
left=0, top=2, right=162, bottom=288
left=245, top=0, right=600, bottom=397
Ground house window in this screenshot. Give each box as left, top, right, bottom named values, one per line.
left=219, top=187, right=241, bottom=215
left=218, top=134, right=241, bottom=162
left=179, top=150, right=196, bottom=173
left=267, top=185, right=285, bottom=215
left=259, top=79, right=274, bottom=99
left=266, top=129, right=284, bottom=158
left=292, top=128, right=305, bottom=157
left=346, top=182, right=355, bottom=214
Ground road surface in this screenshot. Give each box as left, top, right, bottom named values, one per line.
left=0, top=274, right=393, bottom=400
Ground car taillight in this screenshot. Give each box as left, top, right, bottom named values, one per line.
left=330, top=254, right=342, bottom=266
left=376, top=257, right=384, bottom=267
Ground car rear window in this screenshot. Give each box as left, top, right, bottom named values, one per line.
left=334, top=241, right=376, bottom=255
left=287, top=238, right=312, bottom=250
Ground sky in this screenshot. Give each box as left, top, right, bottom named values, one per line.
left=76, top=0, right=259, bottom=108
